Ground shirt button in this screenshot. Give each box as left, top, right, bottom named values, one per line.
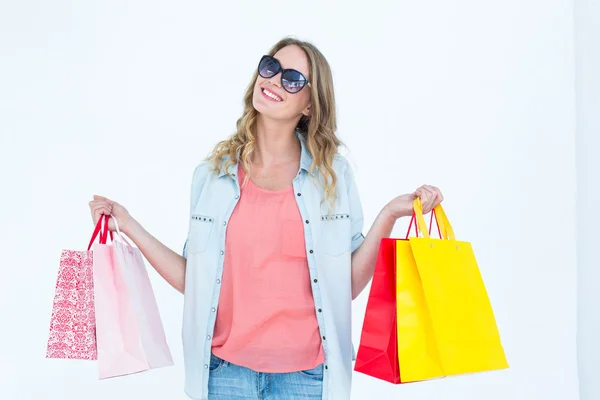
left=204, top=364, right=208, bottom=369
left=216, top=279, right=221, bottom=284
left=309, top=249, right=313, bottom=254
left=211, top=307, right=216, bottom=312
left=322, top=336, right=326, bottom=340
left=223, top=221, right=227, bottom=226
left=207, top=335, right=211, bottom=340
left=325, top=365, right=328, bottom=370
left=235, top=195, right=240, bottom=199
left=305, top=220, right=309, bottom=224
left=220, top=250, right=224, bottom=255
left=297, top=193, right=301, bottom=196
left=313, top=279, right=318, bottom=283
left=318, top=308, right=322, bottom=313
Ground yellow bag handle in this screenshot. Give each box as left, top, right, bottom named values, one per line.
left=413, top=198, right=456, bottom=240
left=434, top=202, right=455, bottom=240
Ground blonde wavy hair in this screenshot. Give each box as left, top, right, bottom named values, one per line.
left=207, top=37, right=342, bottom=211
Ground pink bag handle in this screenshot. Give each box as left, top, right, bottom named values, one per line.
left=110, top=214, right=133, bottom=247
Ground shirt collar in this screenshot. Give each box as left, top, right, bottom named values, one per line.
left=218, top=130, right=315, bottom=178
left=297, top=130, right=315, bottom=175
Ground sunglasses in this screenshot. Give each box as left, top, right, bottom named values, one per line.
left=257, top=55, right=311, bottom=94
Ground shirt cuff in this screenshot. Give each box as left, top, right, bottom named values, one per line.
left=351, top=233, right=365, bottom=253
left=182, top=239, right=188, bottom=259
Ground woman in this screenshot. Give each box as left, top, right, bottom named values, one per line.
left=89, top=37, right=443, bottom=400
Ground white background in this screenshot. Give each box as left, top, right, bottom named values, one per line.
left=0, top=1, right=584, bottom=399
left=575, top=0, right=600, bottom=399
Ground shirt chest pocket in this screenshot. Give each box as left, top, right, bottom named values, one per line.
left=320, top=213, right=351, bottom=257
left=187, top=214, right=215, bottom=254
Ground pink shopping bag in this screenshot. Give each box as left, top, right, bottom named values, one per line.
left=92, top=215, right=173, bottom=379
left=46, top=216, right=112, bottom=360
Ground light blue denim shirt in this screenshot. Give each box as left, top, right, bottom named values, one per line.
left=182, top=132, right=365, bottom=400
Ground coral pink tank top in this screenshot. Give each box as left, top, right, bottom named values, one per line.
left=211, top=165, right=325, bottom=372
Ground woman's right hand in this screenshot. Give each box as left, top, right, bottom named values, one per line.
left=89, top=195, right=132, bottom=233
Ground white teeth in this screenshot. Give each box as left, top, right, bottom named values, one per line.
left=263, top=88, right=282, bottom=101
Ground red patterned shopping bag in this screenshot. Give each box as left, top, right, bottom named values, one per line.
left=46, top=216, right=111, bottom=360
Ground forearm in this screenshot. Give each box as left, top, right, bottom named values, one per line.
left=123, top=218, right=187, bottom=294
left=350, top=206, right=407, bottom=300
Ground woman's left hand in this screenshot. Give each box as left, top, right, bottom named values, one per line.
left=383, top=184, right=444, bottom=220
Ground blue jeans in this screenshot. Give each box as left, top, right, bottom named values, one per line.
left=208, top=353, right=324, bottom=400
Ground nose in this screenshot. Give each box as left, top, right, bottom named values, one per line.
left=267, top=72, right=283, bottom=89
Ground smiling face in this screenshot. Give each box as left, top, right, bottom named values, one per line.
left=252, top=45, right=312, bottom=123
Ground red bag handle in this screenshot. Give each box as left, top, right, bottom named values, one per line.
left=405, top=206, right=442, bottom=239
left=405, top=213, right=418, bottom=239
left=87, top=215, right=114, bottom=251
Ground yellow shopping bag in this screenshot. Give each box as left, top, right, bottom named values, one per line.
left=396, top=199, right=508, bottom=382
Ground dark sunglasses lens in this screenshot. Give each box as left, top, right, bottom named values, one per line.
left=282, top=70, right=307, bottom=93
left=258, top=56, right=280, bottom=78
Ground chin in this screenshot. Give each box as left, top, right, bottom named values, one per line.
left=253, top=93, right=280, bottom=119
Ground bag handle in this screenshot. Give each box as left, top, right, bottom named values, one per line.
left=412, top=198, right=455, bottom=240
left=87, top=215, right=112, bottom=250
left=405, top=209, right=441, bottom=239
left=433, top=202, right=455, bottom=240
left=109, top=213, right=133, bottom=247
left=405, top=213, right=419, bottom=239
left=86, top=215, right=123, bottom=251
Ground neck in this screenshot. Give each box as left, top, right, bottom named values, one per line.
left=253, top=115, right=301, bottom=168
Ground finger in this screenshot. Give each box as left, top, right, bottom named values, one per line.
left=416, top=187, right=432, bottom=203
left=423, top=185, right=441, bottom=206
left=89, top=201, right=113, bottom=217
left=89, top=201, right=101, bottom=221
left=91, top=204, right=112, bottom=221
left=92, top=206, right=112, bottom=218
left=423, top=185, right=439, bottom=196
left=93, top=196, right=116, bottom=209
left=412, top=189, right=424, bottom=207
left=428, top=186, right=444, bottom=206
left=420, top=186, right=435, bottom=212
left=90, top=199, right=113, bottom=208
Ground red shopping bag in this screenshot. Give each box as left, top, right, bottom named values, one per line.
left=353, top=237, right=401, bottom=383
left=46, top=216, right=112, bottom=360
left=354, top=213, right=441, bottom=383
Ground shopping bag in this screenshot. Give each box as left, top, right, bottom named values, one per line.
left=355, top=199, right=508, bottom=383
left=354, top=211, right=438, bottom=383
left=111, top=221, right=173, bottom=371
left=93, top=215, right=173, bottom=379
left=46, top=215, right=111, bottom=360
left=353, top=237, right=402, bottom=383
left=395, top=205, right=447, bottom=382
left=397, top=199, right=508, bottom=381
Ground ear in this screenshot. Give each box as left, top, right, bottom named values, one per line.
left=302, top=104, right=311, bottom=117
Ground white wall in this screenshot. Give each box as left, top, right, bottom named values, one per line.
left=575, top=0, right=600, bottom=399
left=0, top=1, right=579, bottom=399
